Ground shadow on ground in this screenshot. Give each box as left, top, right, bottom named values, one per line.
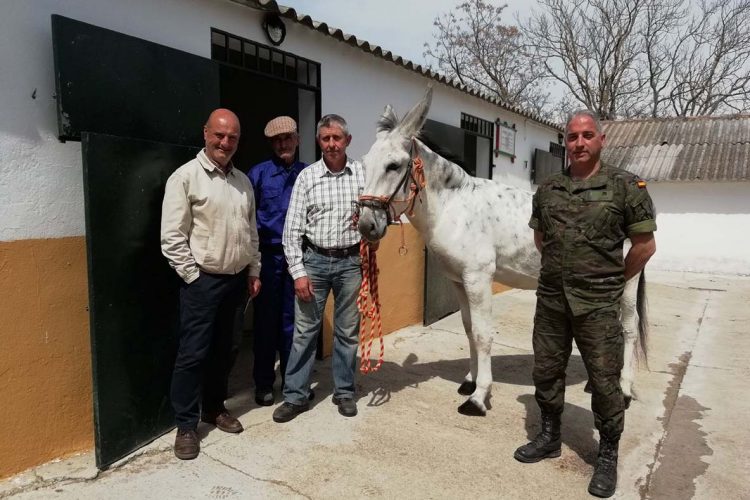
left=226, top=336, right=594, bottom=464
left=516, top=393, right=598, bottom=465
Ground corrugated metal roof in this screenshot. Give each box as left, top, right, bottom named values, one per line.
left=601, top=115, right=750, bottom=181
left=228, top=0, right=561, bottom=131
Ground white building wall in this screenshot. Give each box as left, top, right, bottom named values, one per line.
left=0, top=0, right=558, bottom=244
left=2, top=0, right=745, bottom=277
left=646, top=182, right=750, bottom=276
left=281, top=19, right=557, bottom=190
left=0, top=0, right=266, bottom=242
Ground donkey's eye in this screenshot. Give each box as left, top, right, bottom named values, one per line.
left=386, top=163, right=400, bottom=172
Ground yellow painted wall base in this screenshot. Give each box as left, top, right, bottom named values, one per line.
left=0, top=237, right=92, bottom=479
left=321, top=225, right=512, bottom=355
left=0, top=231, right=512, bottom=479
left=322, top=225, right=425, bottom=355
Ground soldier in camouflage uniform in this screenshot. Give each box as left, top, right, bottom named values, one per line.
left=514, top=111, right=656, bottom=498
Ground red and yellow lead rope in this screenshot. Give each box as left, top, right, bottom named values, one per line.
left=355, top=150, right=424, bottom=373
left=357, top=240, right=384, bottom=373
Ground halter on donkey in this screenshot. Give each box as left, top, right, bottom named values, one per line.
left=356, top=87, right=648, bottom=416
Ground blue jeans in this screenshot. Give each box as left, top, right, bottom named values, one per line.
left=282, top=248, right=362, bottom=405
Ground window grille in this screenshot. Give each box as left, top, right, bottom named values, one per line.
left=549, top=142, right=565, bottom=159
left=460, top=113, right=494, bottom=138
left=211, top=28, right=320, bottom=89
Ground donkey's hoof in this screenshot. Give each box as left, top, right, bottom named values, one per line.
left=624, top=395, right=632, bottom=409
left=458, top=399, right=486, bottom=416
left=584, top=380, right=593, bottom=394
left=457, top=381, right=476, bottom=396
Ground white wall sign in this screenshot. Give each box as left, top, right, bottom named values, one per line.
left=496, top=121, right=516, bottom=158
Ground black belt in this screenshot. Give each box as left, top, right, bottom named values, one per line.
left=305, top=240, right=359, bottom=258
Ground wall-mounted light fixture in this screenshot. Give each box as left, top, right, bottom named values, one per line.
left=262, top=12, right=286, bottom=46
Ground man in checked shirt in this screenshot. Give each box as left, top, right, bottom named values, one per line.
left=273, top=114, right=366, bottom=422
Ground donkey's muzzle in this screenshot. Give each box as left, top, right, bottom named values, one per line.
left=356, top=203, right=389, bottom=242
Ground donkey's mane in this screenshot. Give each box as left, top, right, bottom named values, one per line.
left=419, top=143, right=473, bottom=190
left=420, top=137, right=461, bottom=170
left=376, top=106, right=399, bottom=133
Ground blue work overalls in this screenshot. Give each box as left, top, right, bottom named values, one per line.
left=248, top=157, right=307, bottom=392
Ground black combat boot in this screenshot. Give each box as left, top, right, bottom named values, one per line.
left=588, top=437, right=619, bottom=498
left=513, top=413, right=562, bottom=463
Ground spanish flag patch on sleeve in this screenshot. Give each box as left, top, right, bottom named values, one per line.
left=636, top=179, right=647, bottom=189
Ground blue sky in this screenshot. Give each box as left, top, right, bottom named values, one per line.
left=278, top=0, right=536, bottom=68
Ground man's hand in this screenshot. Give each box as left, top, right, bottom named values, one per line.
left=624, top=232, right=656, bottom=281
left=248, top=276, right=261, bottom=299
left=533, top=230, right=543, bottom=253
left=294, top=276, right=314, bottom=302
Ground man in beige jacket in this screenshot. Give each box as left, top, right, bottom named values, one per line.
left=161, top=109, right=261, bottom=460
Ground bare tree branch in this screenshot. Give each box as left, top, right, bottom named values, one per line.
left=669, top=0, right=750, bottom=115
left=424, top=0, right=550, bottom=117
left=426, top=0, right=750, bottom=119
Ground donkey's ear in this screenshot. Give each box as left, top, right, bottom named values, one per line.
left=396, top=86, right=433, bottom=137
left=376, top=104, right=399, bottom=136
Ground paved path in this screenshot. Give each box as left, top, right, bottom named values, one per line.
left=1, top=271, right=748, bottom=499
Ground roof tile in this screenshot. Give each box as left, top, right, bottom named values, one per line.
left=602, top=116, right=750, bottom=181
left=230, top=0, right=561, bottom=130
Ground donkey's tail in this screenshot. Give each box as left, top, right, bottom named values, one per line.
left=636, top=270, right=649, bottom=369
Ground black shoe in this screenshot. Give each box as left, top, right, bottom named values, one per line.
left=174, top=428, right=199, bottom=460
left=332, top=396, right=358, bottom=417
left=255, top=388, right=274, bottom=406
left=588, top=438, right=619, bottom=498
left=514, top=413, right=562, bottom=463
left=272, top=401, right=310, bottom=423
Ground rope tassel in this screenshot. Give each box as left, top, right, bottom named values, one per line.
left=357, top=240, right=385, bottom=374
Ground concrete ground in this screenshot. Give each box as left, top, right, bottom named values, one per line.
left=1, top=271, right=748, bottom=500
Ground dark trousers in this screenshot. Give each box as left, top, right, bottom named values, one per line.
left=532, top=301, right=625, bottom=440
left=171, top=270, right=245, bottom=430
left=252, top=251, right=295, bottom=391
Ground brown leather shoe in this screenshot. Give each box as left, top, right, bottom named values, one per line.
left=174, top=429, right=199, bottom=460
left=202, top=410, right=243, bottom=433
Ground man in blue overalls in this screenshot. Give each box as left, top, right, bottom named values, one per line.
left=248, top=116, right=307, bottom=406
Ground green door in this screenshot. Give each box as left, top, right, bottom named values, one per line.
left=82, top=133, right=198, bottom=467
left=51, top=13, right=221, bottom=468
left=53, top=13, right=318, bottom=467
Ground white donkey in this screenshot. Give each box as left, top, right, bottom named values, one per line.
left=357, top=88, right=647, bottom=416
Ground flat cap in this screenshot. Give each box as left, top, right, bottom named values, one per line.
left=264, top=116, right=297, bottom=138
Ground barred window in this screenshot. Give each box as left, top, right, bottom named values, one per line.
left=211, top=28, right=320, bottom=89
left=460, top=113, right=493, bottom=138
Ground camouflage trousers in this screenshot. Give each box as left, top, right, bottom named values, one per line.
left=531, top=301, right=625, bottom=440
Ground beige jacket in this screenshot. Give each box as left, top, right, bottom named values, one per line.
left=160, top=150, right=261, bottom=283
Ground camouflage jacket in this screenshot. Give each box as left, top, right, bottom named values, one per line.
left=529, top=164, right=656, bottom=315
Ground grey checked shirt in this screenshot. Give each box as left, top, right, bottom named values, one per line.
left=282, top=157, right=364, bottom=279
